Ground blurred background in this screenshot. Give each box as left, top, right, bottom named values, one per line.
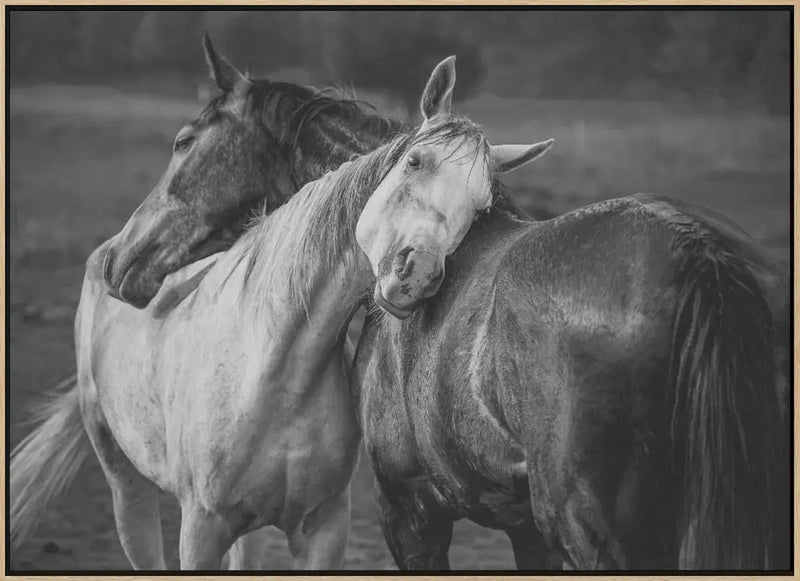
left=9, top=8, right=792, bottom=570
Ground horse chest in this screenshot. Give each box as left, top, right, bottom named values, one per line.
left=175, top=364, right=360, bottom=529
left=393, top=370, right=531, bottom=528
left=360, top=343, right=422, bottom=480
left=409, top=407, right=532, bottom=529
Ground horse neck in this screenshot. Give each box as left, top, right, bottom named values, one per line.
left=230, top=156, right=386, bottom=372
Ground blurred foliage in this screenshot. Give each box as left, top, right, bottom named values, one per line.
left=319, top=12, right=485, bottom=113
left=8, top=9, right=792, bottom=113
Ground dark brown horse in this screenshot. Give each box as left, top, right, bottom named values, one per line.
left=352, top=60, right=790, bottom=571
left=102, top=34, right=399, bottom=308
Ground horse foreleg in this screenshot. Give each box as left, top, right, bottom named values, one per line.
left=82, top=403, right=167, bottom=570
left=288, top=487, right=351, bottom=570
left=178, top=503, right=234, bottom=570
left=225, top=527, right=273, bottom=570
left=506, top=520, right=562, bottom=570
left=554, top=476, right=626, bottom=570
left=375, top=476, right=453, bottom=570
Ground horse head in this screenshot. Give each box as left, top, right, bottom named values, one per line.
left=356, top=56, right=554, bottom=318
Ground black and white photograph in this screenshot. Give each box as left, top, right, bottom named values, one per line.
left=5, top=4, right=795, bottom=573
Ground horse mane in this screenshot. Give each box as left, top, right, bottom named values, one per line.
left=231, top=116, right=494, bottom=319
left=204, top=77, right=527, bottom=221
left=247, top=80, right=401, bottom=169
left=487, top=180, right=529, bottom=220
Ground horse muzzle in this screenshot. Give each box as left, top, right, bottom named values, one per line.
left=103, top=243, right=165, bottom=309
left=373, top=246, right=444, bottom=319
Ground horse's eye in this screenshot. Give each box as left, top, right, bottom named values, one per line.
left=174, top=135, right=194, bottom=153
left=406, top=153, right=421, bottom=169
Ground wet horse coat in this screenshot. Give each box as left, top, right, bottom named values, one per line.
left=350, top=58, right=787, bottom=570
left=354, top=192, right=788, bottom=570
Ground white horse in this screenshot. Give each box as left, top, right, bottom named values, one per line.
left=10, top=57, right=550, bottom=570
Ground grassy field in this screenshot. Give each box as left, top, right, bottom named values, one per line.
left=8, top=83, right=791, bottom=570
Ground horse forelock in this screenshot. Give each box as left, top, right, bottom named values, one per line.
left=196, top=92, right=229, bottom=125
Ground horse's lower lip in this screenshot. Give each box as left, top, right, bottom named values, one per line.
left=106, top=283, right=124, bottom=301
left=373, top=283, right=414, bottom=320
left=117, top=260, right=159, bottom=309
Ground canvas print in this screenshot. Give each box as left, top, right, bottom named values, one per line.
left=6, top=7, right=793, bottom=572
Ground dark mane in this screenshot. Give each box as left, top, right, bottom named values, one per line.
left=243, top=79, right=402, bottom=184
left=196, top=92, right=228, bottom=126
left=488, top=180, right=529, bottom=220
left=256, top=81, right=396, bottom=145
left=204, top=78, right=527, bottom=220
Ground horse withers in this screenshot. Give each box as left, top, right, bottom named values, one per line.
left=353, top=58, right=789, bottom=570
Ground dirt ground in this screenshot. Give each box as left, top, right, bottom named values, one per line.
left=8, top=84, right=791, bottom=570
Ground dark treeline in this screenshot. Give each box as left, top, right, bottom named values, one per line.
left=9, top=10, right=792, bottom=113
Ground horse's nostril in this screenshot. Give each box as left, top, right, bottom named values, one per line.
left=103, top=247, right=116, bottom=287
left=395, top=247, right=415, bottom=281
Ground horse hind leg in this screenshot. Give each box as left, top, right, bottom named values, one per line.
left=82, top=407, right=167, bottom=569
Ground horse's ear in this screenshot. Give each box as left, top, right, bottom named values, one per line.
left=491, top=139, right=555, bottom=174
left=202, top=33, right=251, bottom=94
left=420, top=56, right=456, bottom=122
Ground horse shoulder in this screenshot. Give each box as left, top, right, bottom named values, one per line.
left=81, top=238, right=113, bottom=295
left=355, top=318, right=423, bottom=481
left=75, top=239, right=116, bottom=372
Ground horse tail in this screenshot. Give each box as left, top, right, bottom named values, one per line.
left=668, top=224, right=782, bottom=569
left=10, top=373, right=90, bottom=550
